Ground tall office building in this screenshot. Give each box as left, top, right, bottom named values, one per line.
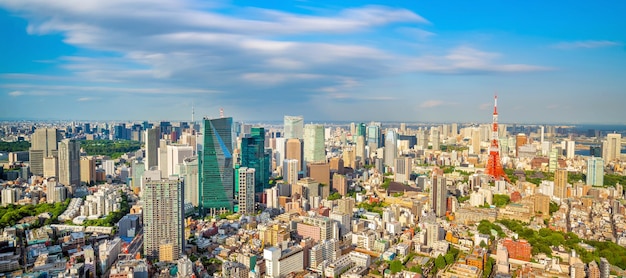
left=586, top=157, right=604, bottom=186
left=417, top=129, right=428, bottom=149
left=303, top=124, right=326, bottom=163
left=284, top=115, right=304, bottom=139
left=384, top=129, right=397, bottom=167
left=58, top=139, right=80, bottom=193
left=283, top=159, right=299, bottom=186
left=603, top=133, right=622, bottom=163
left=285, top=139, right=303, bottom=172
left=166, top=145, right=194, bottom=176
left=80, top=156, right=96, bottom=185
left=564, top=140, right=576, bottom=159
left=180, top=157, right=199, bottom=206
left=431, top=128, right=440, bottom=151
left=367, top=124, right=382, bottom=151
left=144, top=127, right=160, bottom=171
left=553, top=169, right=568, bottom=199
left=158, top=139, right=169, bottom=178
left=199, top=117, right=234, bottom=213
left=356, top=136, right=366, bottom=160
left=241, top=127, right=270, bottom=195
left=235, top=167, right=255, bottom=215
left=43, top=156, right=58, bottom=179
left=471, top=128, right=481, bottom=155
left=143, top=176, right=185, bottom=261
left=394, top=157, right=413, bottom=184
left=431, top=175, right=447, bottom=217
left=355, top=123, right=366, bottom=138
left=515, top=134, right=527, bottom=157
left=29, top=128, right=61, bottom=176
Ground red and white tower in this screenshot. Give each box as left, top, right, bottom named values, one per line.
left=485, top=95, right=510, bottom=182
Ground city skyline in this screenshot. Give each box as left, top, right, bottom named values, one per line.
left=1, top=1, right=626, bottom=123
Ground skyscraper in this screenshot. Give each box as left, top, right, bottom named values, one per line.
left=603, top=133, right=622, bottom=163
left=284, top=115, right=304, bottom=139
left=80, top=156, right=96, bottom=185
left=431, top=128, right=440, bottom=151
left=29, top=128, right=61, bottom=176
left=367, top=123, right=382, bottom=151
left=58, top=139, right=80, bottom=193
left=235, top=166, right=255, bottom=215
left=283, top=159, right=299, bottom=186
left=241, top=127, right=270, bottom=195
left=166, top=145, right=194, bottom=176
left=586, top=157, right=604, bottom=186
left=431, top=175, right=447, bottom=217
left=285, top=139, right=303, bottom=172
left=515, top=134, right=527, bottom=157
left=303, top=124, right=326, bottom=163
left=199, top=117, right=234, bottom=214
left=384, top=129, right=397, bottom=167
left=180, top=157, right=199, bottom=206
left=144, top=127, right=160, bottom=170
left=143, top=175, right=185, bottom=261
left=554, top=169, right=568, bottom=199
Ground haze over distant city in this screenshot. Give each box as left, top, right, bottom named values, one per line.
left=1, top=0, right=625, bottom=123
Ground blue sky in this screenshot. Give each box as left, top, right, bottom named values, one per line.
left=1, top=0, right=625, bottom=124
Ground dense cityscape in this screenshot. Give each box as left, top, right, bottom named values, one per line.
left=2, top=1, right=626, bottom=278
left=0, top=96, right=625, bottom=277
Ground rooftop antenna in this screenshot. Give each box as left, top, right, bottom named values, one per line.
left=220, top=107, right=224, bottom=118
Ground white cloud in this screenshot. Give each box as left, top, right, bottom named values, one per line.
left=405, top=46, right=552, bottom=74
left=551, top=40, right=622, bottom=49
left=420, top=100, right=444, bottom=108
left=77, top=97, right=96, bottom=102
left=8, top=91, right=24, bottom=96
left=0, top=0, right=551, bottom=116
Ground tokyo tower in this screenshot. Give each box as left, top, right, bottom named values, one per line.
left=485, top=95, right=510, bottom=182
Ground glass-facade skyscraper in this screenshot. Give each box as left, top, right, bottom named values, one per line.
left=284, top=115, right=304, bottom=139
left=199, top=117, right=234, bottom=214
left=240, top=127, right=270, bottom=198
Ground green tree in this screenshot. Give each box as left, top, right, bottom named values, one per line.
left=327, top=192, right=342, bottom=200
left=444, top=253, right=455, bottom=265
left=435, top=255, right=446, bottom=269
left=389, top=259, right=403, bottom=274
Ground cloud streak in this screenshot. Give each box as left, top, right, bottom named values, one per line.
left=0, top=0, right=552, bottom=120
left=551, top=40, right=622, bottom=49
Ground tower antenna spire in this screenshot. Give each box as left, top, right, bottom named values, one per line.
left=485, top=93, right=510, bottom=182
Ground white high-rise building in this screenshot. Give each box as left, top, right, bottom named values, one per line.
left=303, top=124, right=326, bottom=163
left=103, top=160, right=115, bottom=177
left=284, top=115, right=304, bottom=139
left=236, top=167, right=255, bottom=215
left=564, top=140, right=576, bottom=159
left=166, top=145, right=193, bottom=177
left=604, top=133, right=622, bottom=163
left=384, top=129, right=397, bottom=167
left=283, top=159, right=299, bottom=185
left=143, top=175, right=185, bottom=261
left=586, top=157, right=604, bottom=186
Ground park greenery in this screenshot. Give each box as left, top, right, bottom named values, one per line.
left=457, top=195, right=470, bottom=203
left=327, top=192, right=342, bottom=201
left=82, top=191, right=130, bottom=227
left=81, top=139, right=142, bottom=158
left=0, top=198, right=70, bottom=228
left=492, top=194, right=511, bottom=207
left=496, top=219, right=626, bottom=269
left=357, top=200, right=388, bottom=216
left=477, top=220, right=506, bottom=239
left=0, top=141, right=31, bottom=152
